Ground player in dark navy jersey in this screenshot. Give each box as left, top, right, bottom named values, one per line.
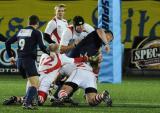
left=5, top=15, right=53, bottom=110
left=68, top=28, right=113, bottom=58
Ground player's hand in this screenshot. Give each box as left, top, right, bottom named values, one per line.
left=88, top=53, right=102, bottom=63
left=49, top=43, right=59, bottom=52
left=97, top=53, right=103, bottom=63
left=105, top=44, right=110, bottom=53
left=9, top=57, right=16, bottom=65
left=49, top=52, right=55, bottom=59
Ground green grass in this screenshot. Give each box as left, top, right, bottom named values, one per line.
left=0, top=75, right=160, bottom=113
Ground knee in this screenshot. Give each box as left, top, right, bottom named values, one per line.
left=87, top=99, right=98, bottom=106
left=86, top=95, right=98, bottom=106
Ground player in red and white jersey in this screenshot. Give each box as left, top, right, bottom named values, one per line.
left=57, top=62, right=112, bottom=107
left=60, top=16, right=94, bottom=54
left=3, top=44, right=92, bottom=106
left=38, top=44, right=92, bottom=105
left=44, top=4, right=68, bottom=44
left=38, top=4, right=68, bottom=104
left=57, top=29, right=113, bottom=107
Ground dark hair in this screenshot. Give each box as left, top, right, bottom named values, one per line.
left=29, top=15, right=39, bottom=25
left=73, top=16, right=84, bottom=27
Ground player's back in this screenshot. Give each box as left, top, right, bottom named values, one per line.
left=17, top=26, right=43, bottom=59
left=68, top=30, right=102, bottom=58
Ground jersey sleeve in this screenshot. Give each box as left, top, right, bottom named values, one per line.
left=5, top=33, right=18, bottom=58
left=43, top=33, right=56, bottom=44
left=0, top=34, right=7, bottom=42
left=63, top=19, right=68, bottom=27
left=84, top=23, right=95, bottom=33
left=36, top=30, right=50, bottom=55
left=44, top=20, right=56, bottom=35
left=60, top=28, right=72, bottom=46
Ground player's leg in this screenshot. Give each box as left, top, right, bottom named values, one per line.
left=57, top=69, right=81, bottom=100
left=3, top=96, right=24, bottom=105
left=38, top=71, right=58, bottom=105
left=79, top=70, right=112, bottom=107
left=22, top=58, right=39, bottom=109
left=85, top=88, right=112, bottom=107
left=51, top=73, right=67, bottom=99
left=3, top=59, right=25, bottom=105
left=57, top=83, right=74, bottom=100
left=55, top=70, right=80, bottom=106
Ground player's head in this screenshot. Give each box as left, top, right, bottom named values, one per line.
left=28, top=15, right=39, bottom=28
left=73, top=16, right=84, bottom=33
left=54, top=4, right=66, bottom=20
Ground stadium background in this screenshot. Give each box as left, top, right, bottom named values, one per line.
left=0, top=0, right=160, bottom=113
left=1, top=0, right=160, bottom=74
left=1, top=0, right=160, bottom=47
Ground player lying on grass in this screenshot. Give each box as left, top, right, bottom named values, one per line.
left=37, top=44, right=97, bottom=105
left=3, top=43, right=101, bottom=106
left=56, top=61, right=112, bottom=107
left=48, top=26, right=113, bottom=106
left=49, top=15, right=95, bottom=102
left=54, top=27, right=114, bottom=107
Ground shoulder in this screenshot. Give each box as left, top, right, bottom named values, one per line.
left=83, top=23, right=94, bottom=33
left=17, top=27, right=33, bottom=37
left=65, top=26, right=73, bottom=34
left=33, top=29, right=43, bottom=37
left=62, top=19, right=68, bottom=23
left=47, top=19, right=56, bottom=25
left=84, top=23, right=93, bottom=29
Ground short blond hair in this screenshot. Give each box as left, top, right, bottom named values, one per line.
left=54, top=4, right=66, bottom=10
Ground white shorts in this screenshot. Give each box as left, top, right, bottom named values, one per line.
left=39, top=69, right=59, bottom=94
left=66, top=69, right=97, bottom=90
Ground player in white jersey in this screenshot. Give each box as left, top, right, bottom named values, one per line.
left=37, top=44, right=98, bottom=105
left=3, top=44, right=96, bottom=106
left=57, top=29, right=113, bottom=107
left=60, top=16, right=94, bottom=54
left=38, top=4, right=68, bottom=104
left=44, top=4, right=68, bottom=44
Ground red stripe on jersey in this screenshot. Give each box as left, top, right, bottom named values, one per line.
left=68, top=26, right=74, bottom=34
left=50, top=18, right=61, bottom=44
left=41, top=54, right=62, bottom=74
left=74, top=56, right=88, bottom=63
left=52, top=28, right=61, bottom=44
left=76, top=63, right=85, bottom=67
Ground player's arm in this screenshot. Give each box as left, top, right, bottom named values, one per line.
left=36, top=31, right=50, bottom=55
left=5, top=34, right=17, bottom=58
left=59, top=29, right=76, bottom=54
left=5, top=34, right=18, bottom=64
left=61, top=54, right=100, bottom=64
left=60, top=44, right=75, bottom=54
left=43, top=33, right=56, bottom=44
left=0, top=33, right=7, bottom=42
left=61, top=54, right=88, bottom=64
left=96, top=28, right=113, bottom=53
left=44, top=20, right=56, bottom=44
left=96, top=28, right=113, bottom=44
